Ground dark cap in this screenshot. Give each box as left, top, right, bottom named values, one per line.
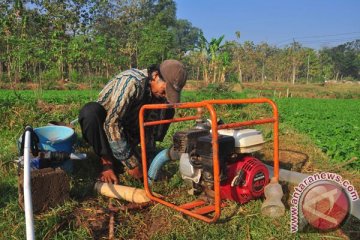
left=160, top=60, right=187, bottom=103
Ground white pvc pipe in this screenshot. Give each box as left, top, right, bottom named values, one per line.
left=70, top=118, right=78, bottom=126
left=266, top=165, right=309, bottom=185
left=69, top=153, right=87, bottom=160
left=352, top=200, right=360, bottom=220
left=266, top=164, right=360, bottom=220
left=24, top=130, right=35, bottom=240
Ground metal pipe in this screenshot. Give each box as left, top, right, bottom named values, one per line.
left=217, top=118, right=276, bottom=130
left=23, top=127, right=35, bottom=240
left=206, top=103, right=221, bottom=222
left=144, top=116, right=199, bottom=127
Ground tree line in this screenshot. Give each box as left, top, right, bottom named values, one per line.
left=1, top=0, right=359, bottom=89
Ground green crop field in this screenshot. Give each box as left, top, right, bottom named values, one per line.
left=277, top=98, right=360, bottom=169
left=0, top=87, right=359, bottom=239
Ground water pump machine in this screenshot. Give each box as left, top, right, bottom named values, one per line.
left=139, top=98, right=281, bottom=223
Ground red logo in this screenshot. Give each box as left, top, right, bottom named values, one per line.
left=301, top=182, right=350, bottom=230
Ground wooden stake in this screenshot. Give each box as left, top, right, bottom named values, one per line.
left=108, top=201, right=115, bottom=240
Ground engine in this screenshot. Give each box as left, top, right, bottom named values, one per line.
left=172, top=126, right=269, bottom=204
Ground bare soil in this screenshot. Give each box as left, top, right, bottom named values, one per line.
left=18, top=168, right=70, bottom=213
left=242, top=81, right=360, bottom=99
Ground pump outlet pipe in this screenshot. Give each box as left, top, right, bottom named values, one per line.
left=23, top=126, right=35, bottom=240
left=266, top=164, right=360, bottom=220
left=266, top=164, right=309, bottom=185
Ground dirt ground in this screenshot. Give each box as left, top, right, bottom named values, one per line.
left=18, top=168, right=70, bottom=213
left=242, top=81, right=360, bottom=99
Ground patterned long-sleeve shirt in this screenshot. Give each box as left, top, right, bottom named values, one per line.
left=98, top=69, right=150, bottom=143
left=97, top=68, right=172, bottom=162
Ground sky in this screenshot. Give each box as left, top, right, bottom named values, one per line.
left=175, top=0, right=360, bottom=49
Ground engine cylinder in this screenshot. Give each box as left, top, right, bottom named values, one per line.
left=220, top=155, right=269, bottom=204
left=193, top=134, right=235, bottom=182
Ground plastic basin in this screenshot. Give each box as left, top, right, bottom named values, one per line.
left=34, top=126, right=75, bottom=153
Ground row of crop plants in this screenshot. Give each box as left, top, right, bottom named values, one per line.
left=276, top=98, right=360, bottom=170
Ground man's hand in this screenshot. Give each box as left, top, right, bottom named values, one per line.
left=127, top=166, right=143, bottom=179
left=100, top=156, right=118, bottom=184
left=100, top=168, right=119, bottom=184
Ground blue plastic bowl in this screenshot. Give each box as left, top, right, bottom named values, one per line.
left=34, top=126, right=75, bottom=153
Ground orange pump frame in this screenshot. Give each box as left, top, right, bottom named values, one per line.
left=139, top=98, right=279, bottom=223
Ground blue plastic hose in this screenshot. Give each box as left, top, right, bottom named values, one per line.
left=148, top=149, right=170, bottom=185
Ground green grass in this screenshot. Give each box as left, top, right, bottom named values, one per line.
left=0, top=88, right=358, bottom=239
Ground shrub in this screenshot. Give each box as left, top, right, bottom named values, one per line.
left=39, top=69, right=61, bottom=82
left=69, top=70, right=81, bottom=82
left=65, top=82, right=80, bottom=90
left=227, top=72, right=241, bottom=83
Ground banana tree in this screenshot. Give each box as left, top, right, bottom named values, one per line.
left=198, top=34, right=209, bottom=84
left=208, top=35, right=225, bottom=83
left=219, top=51, right=231, bottom=83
